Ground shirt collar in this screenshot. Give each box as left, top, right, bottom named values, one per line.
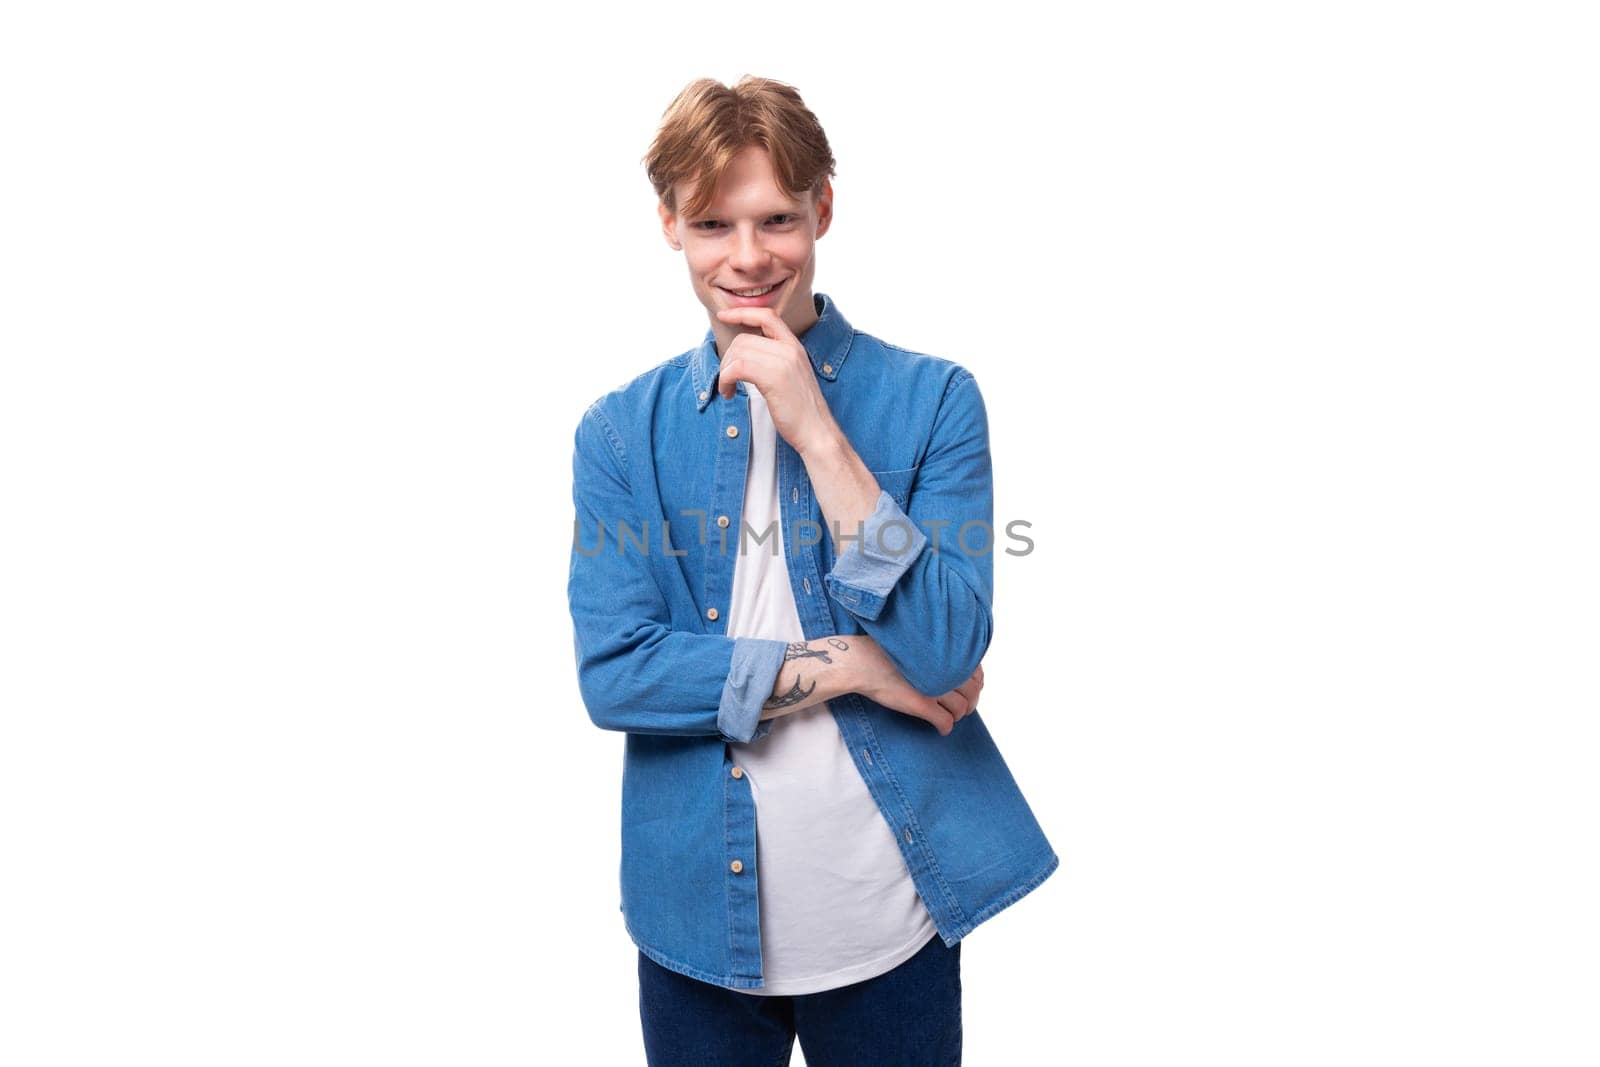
left=691, top=291, right=856, bottom=412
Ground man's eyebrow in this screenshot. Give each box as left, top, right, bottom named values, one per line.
left=690, top=204, right=803, bottom=220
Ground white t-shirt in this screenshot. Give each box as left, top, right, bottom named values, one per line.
left=719, top=382, right=938, bottom=996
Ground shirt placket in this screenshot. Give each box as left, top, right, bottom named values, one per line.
left=704, top=385, right=763, bottom=980
left=776, top=438, right=834, bottom=640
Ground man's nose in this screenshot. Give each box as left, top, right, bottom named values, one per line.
left=728, top=225, right=769, bottom=272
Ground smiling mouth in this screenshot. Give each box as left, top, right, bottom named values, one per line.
left=719, top=280, right=785, bottom=298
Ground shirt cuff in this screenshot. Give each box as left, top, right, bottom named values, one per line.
left=717, top=637, right=788, bottom=743
left=823, top=489, right=929, bottom=622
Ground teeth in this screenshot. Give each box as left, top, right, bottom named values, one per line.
left=729, top=283, right=777, bottom=297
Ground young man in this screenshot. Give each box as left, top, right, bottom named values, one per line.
left=568, top=76, right=1057, bottom=1064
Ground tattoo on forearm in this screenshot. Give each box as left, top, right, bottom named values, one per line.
left=765, top=639, right=849, bottom=711
left=785, top=641, right=830, bottom=664
left=784, top=638, right=850, bottom=664
left=763, top=675, right=817, bottom=710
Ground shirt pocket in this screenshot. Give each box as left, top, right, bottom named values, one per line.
left=869, top=466, right=918, bottom=511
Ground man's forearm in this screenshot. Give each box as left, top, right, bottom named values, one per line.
left=758, top=635, right=869, bottom=723
left=797, top=423, right=881, bottom=558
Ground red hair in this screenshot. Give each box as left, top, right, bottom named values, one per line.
left=643, top=75, right=837, bottom=219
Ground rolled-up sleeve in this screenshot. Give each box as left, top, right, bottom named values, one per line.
left=822, top=490, right=930, bottom=621
left=718, top=638, right=787, bottom=743
left=820, top=370, right=995, bottom=698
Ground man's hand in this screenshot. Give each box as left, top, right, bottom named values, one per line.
left=849, top=633, right=984, bottom=737
left=714, top=304, right=840, bottom=459
left=717, top=299, right=882, bottom=559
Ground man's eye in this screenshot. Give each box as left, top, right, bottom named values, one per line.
left=769, top=214, right=795, bottom=224
left=693, top=220, right=723, bottom=230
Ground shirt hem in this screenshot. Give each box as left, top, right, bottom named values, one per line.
left=733, top=918, right=941, bottom=997
left=624, top=918, right=765, bottom=989
left=935, top=848, right=1062, bottom=947
left=622, top=852, right=1061, bottom=988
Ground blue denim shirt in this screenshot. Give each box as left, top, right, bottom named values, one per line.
left=568, top=292, right=1058, bottom=989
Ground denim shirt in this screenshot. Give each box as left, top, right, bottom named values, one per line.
left=568, top=292, right=1058, bottom=989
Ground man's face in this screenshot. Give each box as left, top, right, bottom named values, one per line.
left=659, top=143, right=833, bottom=346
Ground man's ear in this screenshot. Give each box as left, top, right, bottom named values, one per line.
left=813, top=180, right=834, bottom=240
left=658, top=200, right=683, bottom=251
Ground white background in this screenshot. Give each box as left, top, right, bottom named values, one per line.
left=3, top=2, right=1596, bottom=1064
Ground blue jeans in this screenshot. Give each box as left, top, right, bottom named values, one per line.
left=637, top=932, right=963, bottom=1066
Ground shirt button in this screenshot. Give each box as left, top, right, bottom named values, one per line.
left=706, top=607, right=719, bottom=621
left=698, top=390, right=708, bottom=401
left=791, top=486, right=798, bottom=503
left=726, top=425, right=739, bottom=438
left=730, top=860, right=744, bottom=874
left=803, top=577, right=811, bottom=593
left=822, top=362, right=833, bottom=374
left=716, top=515, right=730, bottom=528
left=731, top=766, right=744, bottom=779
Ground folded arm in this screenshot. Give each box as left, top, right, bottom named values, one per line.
left=812, top=370, right=996, bottom=696
left=569, top=377, right=992, bottom=741
left=568, top=403, right=791, bottom=742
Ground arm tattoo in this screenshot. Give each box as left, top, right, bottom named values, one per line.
left=767, top=639, right=847, bottom=710
left=784, top=641, right=835, bottom=664
left=784, top=638, right=849, bottom=663
left=763, top=676, right=817, bottom=710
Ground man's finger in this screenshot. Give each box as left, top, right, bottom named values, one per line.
left=953, top=675, right=981, bottom=708
left=717, top=358, right=739, bottom=399
left=715, top=337, right=788, bottom=400
left=938, top=689, right=973, bottom=719
left=715, top=305, right=799, bottom=345
left=919, top=697, right=954, bottom=736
